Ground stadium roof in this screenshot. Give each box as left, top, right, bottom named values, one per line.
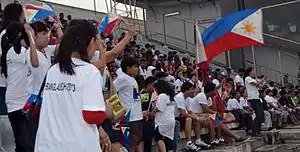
left=115, top=0, right=212, bottom=8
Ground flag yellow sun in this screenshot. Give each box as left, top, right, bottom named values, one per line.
left=241, top=21, right=256, bottom=35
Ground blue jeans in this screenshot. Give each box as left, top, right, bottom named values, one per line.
left=173, top=120, right=180, bottom=152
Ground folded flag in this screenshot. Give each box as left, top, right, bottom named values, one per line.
left=99, top=12, right=119, bottom=35
left=23, top=94, right=43, bottom=117
left=25, top=3, right=56, bottom=24
left=202, top=9, right=264, bottom=61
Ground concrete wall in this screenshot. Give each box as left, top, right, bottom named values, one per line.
left=244, top=46, right=300, bottom=84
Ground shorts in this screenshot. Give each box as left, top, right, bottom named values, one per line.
left=129, top=120, right=143, bottom=148
left=154, top=127, right=173, bottom=151
left=175, top=117, right=186, bottom=130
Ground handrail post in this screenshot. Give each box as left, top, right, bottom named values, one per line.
left=162, top=14, right=167, bottom=45
left=183, top=20, right=188, bottom=53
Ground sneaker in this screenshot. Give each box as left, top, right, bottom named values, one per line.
left=218, top=137, right=225, bottom=143
left=210, top=139, right=219, bottom=145
left=185, top=142, right=201, bottom=151
left=195, top=139, right=211, bottom=149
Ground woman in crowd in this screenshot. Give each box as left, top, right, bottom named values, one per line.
left=264, top=89, right=287, bottom=128
left=244, top=67, right=265, bottom=136
left=227, top=90, right=253, bottom=132
left=34, top=20, right=106, bottom=152
left=0, top=2, right=25, bottom=152
left=1, top=21, right=37, bottom=152
left=154, top=80, right=176, bottom=152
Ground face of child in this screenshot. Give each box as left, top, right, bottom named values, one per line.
left=36, top=31, right=49, bottom=49
left=127, top=65, right=140, bottom=76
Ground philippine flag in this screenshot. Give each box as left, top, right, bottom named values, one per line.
left=25, top=3, right=56, bottom=24
left=202, top=9, right=264, bottom=62
left=99, top=12, right=119, bottom=35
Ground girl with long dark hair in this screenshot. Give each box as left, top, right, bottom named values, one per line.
left=1, top=21, right=38, bottom=152
left=35, top=20, right=106, bottom=152
left=0, top=2, right=25, bottom=152
left=154, top=80, right=176, bottom=152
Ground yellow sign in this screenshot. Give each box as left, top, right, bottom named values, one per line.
left=106, top=94, right=126, bottom=116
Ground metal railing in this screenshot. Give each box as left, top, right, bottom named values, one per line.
left=245, top=60, right=300, bottom=86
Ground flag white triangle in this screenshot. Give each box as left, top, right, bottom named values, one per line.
left=195, top=24, right=207, bottom=63
left=231, top=9, right=264, bottom=44
left=121, top=127, right=126, bottom=134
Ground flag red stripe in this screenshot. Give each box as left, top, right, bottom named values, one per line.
left=25, top=4, right=43, bottom=10
left=204, top=32, right=263, bottom=61
left=104, top=19, right=118, bottom=34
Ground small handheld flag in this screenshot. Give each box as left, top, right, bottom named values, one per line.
left=99, top=12, right=120, bottom=35
left=25, top=3, right=56, bottom=24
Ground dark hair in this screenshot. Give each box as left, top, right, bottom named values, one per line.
left=265, top=89, right=272, bottom=95
left=55, top=19, right=97, bottom=75
left=1, top=3, right=23, bottom=32
left=244, top=67, right=254, bottom=78
left=1, top=22, right=29, bottom=78
left=155, top=80, right=175, bottom=101
left=145, top=76, right=157, bottom=87
left=204, top=82, right=216, bottom=94
left=30, top=21, right=48, bottom=35
left=230, top=90, right=240, bottom=98
left=238, top=68, right=245, bottom=73
left=181, top=81, right=194, bottom=93
left=121, top=56, right=139, bottom=73
left=272, top=89, right=278, bottom=97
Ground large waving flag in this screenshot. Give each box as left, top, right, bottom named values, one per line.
left=202, top=9, right=264, bottom=62
left=99, top=12, right=120, bottom=35
left=25, top=3, right=56, bottom=23
left=195, top=23, right=209, bottom=84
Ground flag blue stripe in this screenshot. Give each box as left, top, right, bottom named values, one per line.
left=202, top=9, right=258, bottom=45
left=30, top=10, right=55, bottom=23
left=99, top=15, right=109, bottom=33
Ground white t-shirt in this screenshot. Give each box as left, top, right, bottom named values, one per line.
left=265, top=95, right=278, bottom=108
left=139, top=67, right=147, bottom=77
left=155, top=93, right=175, bottom=140
left=0, top=30, right=7, bottom=87
left=189, top=92, right=212, bottom=114
left=245, top=76, right=259, bottom=100
left=239, top=97, right=249, bottom=107
left=5, top=47, right=30, bottom=113
left=27, top=48, right=53, bottom=95
left=234, top=74, right=244, bottom=86
left=212, top=79, right=222, bottom=95
left=227, top=98, right=243, bottom=111
left=174, top=92, right=188, bottom=117
left=35, top=58, right=105, bottom=152
left=114, top=72, right=143, bottom=122
left=174, top=78, right=183, bottom=93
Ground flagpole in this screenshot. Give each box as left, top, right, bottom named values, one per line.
left=261, top=0, right=300, bottom=10
left=226, top=51, right=232, bottom=69
left=278, top=50, right=284, bottom=85
left=93, top=0, right=97, bottom=15
left=194, top=20, right=200, bottom=86
left=252, top=46, right=257, bottom=78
